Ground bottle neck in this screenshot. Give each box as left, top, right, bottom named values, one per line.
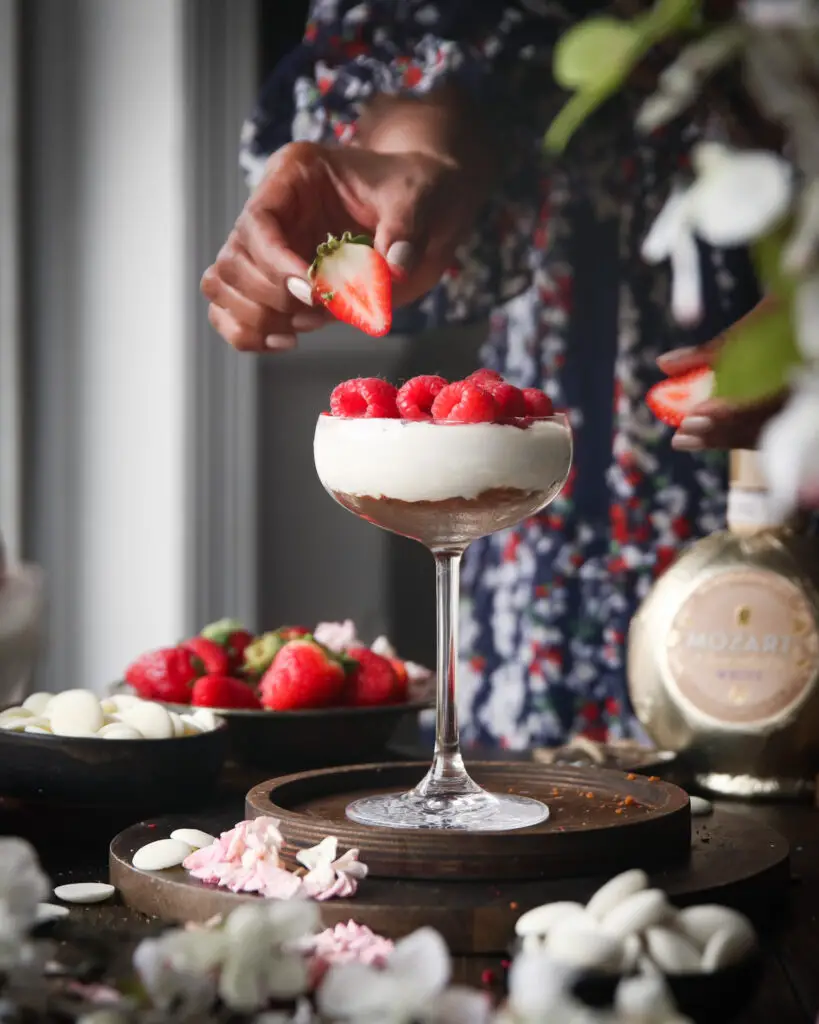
left=726, top=450, right=783, bottom=536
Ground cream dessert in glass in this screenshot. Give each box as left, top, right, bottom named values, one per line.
left=314, top=371, right=573, bottom=831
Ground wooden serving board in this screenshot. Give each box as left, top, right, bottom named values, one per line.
left=244, top=762, right=691, bottom=881
left=109, top=809, right=790, bottom=954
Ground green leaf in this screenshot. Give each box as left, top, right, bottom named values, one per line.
left=544, top=0, right=702, bottom=154
left=712, top=298, right=802, bottom=403
left=553, top=18, right=637, bottom=90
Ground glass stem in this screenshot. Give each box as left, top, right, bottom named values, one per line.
left=413, top=549, right=482, bottom=801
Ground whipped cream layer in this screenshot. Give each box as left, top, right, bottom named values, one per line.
left=314, top=415, right=572, bottom=502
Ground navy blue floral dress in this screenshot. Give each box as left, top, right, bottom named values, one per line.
left=241, top=0, right=760, bottom=748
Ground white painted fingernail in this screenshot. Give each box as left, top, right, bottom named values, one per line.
left=265, top=334, right=297, bottom=350
left=658, top=346, right=697, bottom=364
left=385, top=241, right=415, bottom=273
left=286, top=277, right=314, bottom=307
left=672, top=433, right=705, bottom=451
left=678, top=416, right=713, bottom=435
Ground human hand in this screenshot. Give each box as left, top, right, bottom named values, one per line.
left=201, top=140, right=476, bottom=352
left=657, top=340, right=787, bottom=452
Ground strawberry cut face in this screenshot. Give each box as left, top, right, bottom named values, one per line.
left=309, top=232, right=393, bottom=338
left=646, top=367, right=714, bottom=428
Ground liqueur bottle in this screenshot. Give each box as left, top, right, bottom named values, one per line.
left=628, top=450, right=819, bottom=798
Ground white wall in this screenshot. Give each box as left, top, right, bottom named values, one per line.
left=27, top=0, right=189, bottom=692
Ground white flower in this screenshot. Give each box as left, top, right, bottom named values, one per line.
left=298, top=837, right=368, bottom=901
left=759, top=370, right=819, bottom=517
left=642, top=143, right=793, bottom=324
left=0, top=838, right=49, bottom=970
left=317, top=926, right=488, bottom=1024
left=313, top=620, right=359, bottom=653
left=219, top=902, right=318, bottom=1012
left=370, top=635, right=397, bottom=658
left=498, top=949, right=578, bottom=1023
left=133, top=928, right=225, bottom=1012
left=134, top=901, right=319, bottom=1015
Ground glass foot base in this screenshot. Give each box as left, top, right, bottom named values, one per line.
left=345, top=789, right=549, bottom=831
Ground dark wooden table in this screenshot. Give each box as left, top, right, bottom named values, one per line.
left=2, top=771, right=819, bottom=1023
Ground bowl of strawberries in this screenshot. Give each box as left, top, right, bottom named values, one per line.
left=120, top=618, right=433, bottom=772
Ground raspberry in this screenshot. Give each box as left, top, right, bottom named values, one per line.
left=475, top=378, right=526, bottom=416
left=396, top=375, right=448, bottom=420
left=467, top=369, right=503, bottom=385
left=521, top=388, right=554, bottom=417
left=431, top=381, right=498, bottom=423
left=330, top=378, right=399, bottom=418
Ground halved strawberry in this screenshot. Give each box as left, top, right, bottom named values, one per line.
left=309, top=233, right=392, bottom=337
left=646, top=367, right=714, bottom=428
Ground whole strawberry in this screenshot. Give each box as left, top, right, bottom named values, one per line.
left=181, top=636, right=230, bottom=676
left=260, top=640, right=346, bottom=711
left=344, top=647, right=399, bottom=707
left=191, top=674, right=261, bottom=710
left=124, top=647, right=201, bottom=704
left=200, top=618, right=255, bottom=671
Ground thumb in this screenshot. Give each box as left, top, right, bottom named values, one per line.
left=372, top=189, right=430, bottom=280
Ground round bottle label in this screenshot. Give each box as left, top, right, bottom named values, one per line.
left=665, top=569, right=819, bottom=726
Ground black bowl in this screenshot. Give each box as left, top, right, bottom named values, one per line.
left=160, top=699, right=432, bottom=773
left=0, top=717, right=229, bottom=815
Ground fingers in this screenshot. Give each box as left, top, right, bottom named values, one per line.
left=656, top=345, right=713, bottom=376
left=671, top=393, right=787, bottom=451
left=207, top=304, right=296, bottom=352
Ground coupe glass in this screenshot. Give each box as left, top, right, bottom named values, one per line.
left=314, top=411, right=573, bottom=831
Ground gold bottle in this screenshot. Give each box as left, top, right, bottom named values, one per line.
left=628, top=450, right=819, bottom=799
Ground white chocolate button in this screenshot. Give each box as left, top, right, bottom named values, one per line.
left=674, top=904, right=754, bottom=949
left=48, top=690, right=104, bottom=737
left=515, top=901, right=586, bottom=937
left=22, top=692, right=53, bottom=715
left=104, top=694, right=142, bottom=711
left=170, top=828, right=216, bottom=849
left=36, top=902, right=70, bottom=923
left=620, top=932, right=642, bottom=972
left=168, top=711, right=186, bottom=738
left=98, top=724, right=143, bottom=740
left=0, top=706, right=32, bottom=722
left=0, top=717, right=35, bottom=731
left=546, top=919, right=623, bottom=972
left=689, top=795, right=713, bottom=816
left=54, top=882, right=115, bottom=904
left=601, top=889, right=671, bottom=939
left=24, top=725, right=52, bottom=735
left=644, top=926, right=701, bottom=973
left=701, top=925, right=756, bottom=970
left=118, top=702, right=173, bottom=740
left=521, top=934, right=547, bottom=953
left=132, top=838, right=193, bottom=871
left=179, top=714, right=203, bottom=735
left=615, top=974, right=678, bottom=1018
left=587, top=869, right=650, bottom=920
left=191, top=708, right=217, bottom=731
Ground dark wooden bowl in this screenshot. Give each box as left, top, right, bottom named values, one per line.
left=159, top=699, right=432, bottom=773
left=0, top=719, right=229, bottom=815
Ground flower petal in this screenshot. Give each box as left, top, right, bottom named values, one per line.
left=297, top=836, right=338, bottom=871
left=507, top=950, right=577, bottom=1017
left=689, top=150, right=793, bottom=247
left=317, top=962, right=400, bottom=1020
left=642, top=188, right=693, bottom=264
left=759, top=374, right=819, bottom=518
left=389, top=928, right=451, bottom=1007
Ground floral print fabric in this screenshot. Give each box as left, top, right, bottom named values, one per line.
left=242, top=0, right=760, bottom=747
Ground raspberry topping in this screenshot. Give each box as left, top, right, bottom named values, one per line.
left=475, top=378, right=527, bottom=416
left=396, top=375, right=448, bottom=420
left=431, top=381, right=498, bottom=423
left=521, top=388, right=554, bottom=417
left=467, top=369, right=504, bottom=385
left=330, top=378, right=399, bottom=418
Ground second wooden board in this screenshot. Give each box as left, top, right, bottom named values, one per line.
left=245, top=762, right=691, bottom=881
